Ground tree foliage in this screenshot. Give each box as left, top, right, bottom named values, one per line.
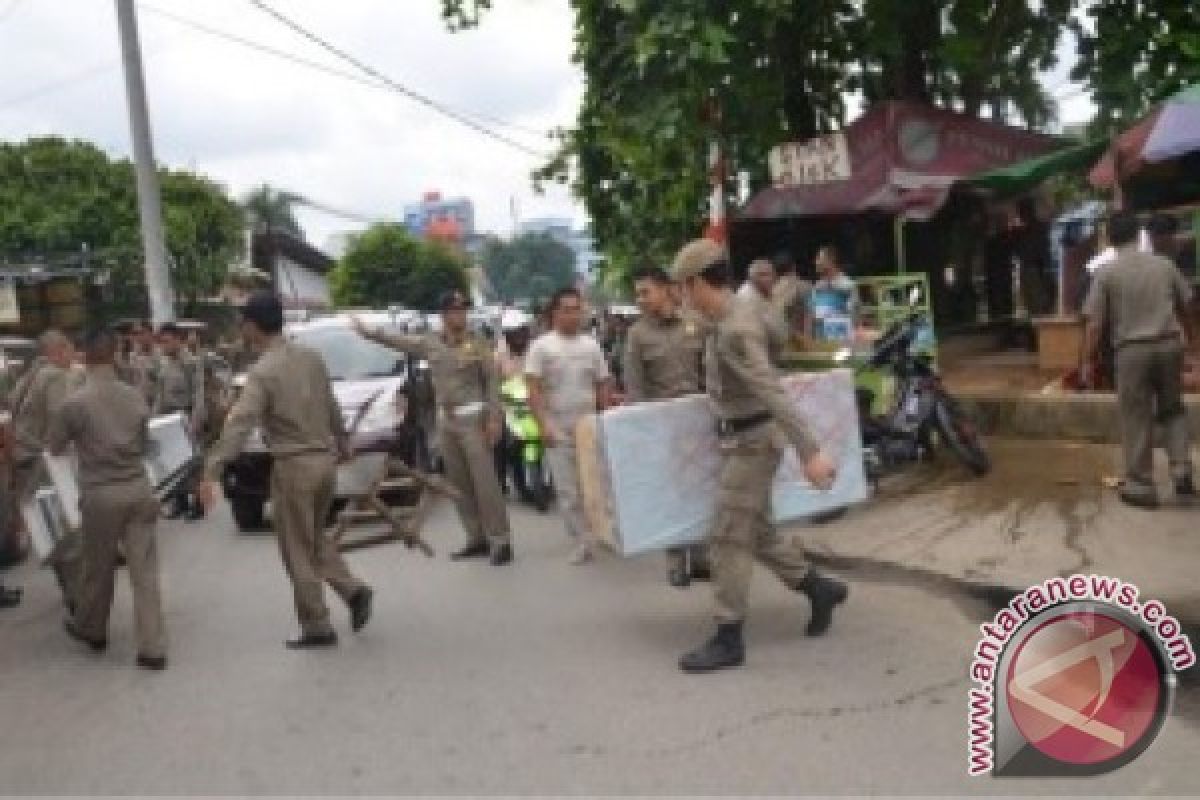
left=242, top=184, right=305, bottom=239
left=441, top=1, right=1074, bottom=283
left=329, top=222, right=469, bottom=310
left=0, top=136, right=244, bottom=310
left=1071, top=1, right=1200, bottom=135
left=481, top=232, right=577, bottom=303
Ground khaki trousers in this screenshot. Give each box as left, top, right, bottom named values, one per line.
left=1116, top=339, right=1192, bottom=496
left=711, top=425, right=810, bottom=623
left=271, top=452, right=364, bottom=636
left=439, top=414, right=510, bottom=547
left=546, top=435, right=587, bottom=539
left=75, top=480, right=165, bottom=658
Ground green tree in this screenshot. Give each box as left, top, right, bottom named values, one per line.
left=329, top=222, right=469, bottom=310
left=1071, top=1, right=1200, bottom=135
left=241, top=184, right=305, bottom=239
left=0, top=136, right=244, bottom=313
left=442, top=2, right=1074, bottom=284
left=481, top=232, right=577, bottom=302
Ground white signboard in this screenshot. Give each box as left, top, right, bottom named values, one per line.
left=769, top=133, right=852, bottom=187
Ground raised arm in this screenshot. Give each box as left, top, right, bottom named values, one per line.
left=204, top=371, right=269, bottom=482
left=351, top=317, right=429, bottom=357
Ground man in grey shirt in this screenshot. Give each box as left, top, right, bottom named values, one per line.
left=1083, top=211, right=1195, bottom=508
left=526, top=288, right=612, bottom=565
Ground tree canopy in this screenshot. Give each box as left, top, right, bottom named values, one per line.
left=442, top=1, right=1076, bottom=282
left=329, top=222, right=469, bottom=310
left=481, top=232, right=578, bottom=303
left=0, top=136, right=244, bottom=311
left=242, top=184, right=306, bottom=239
left=1071, top=1, right=1200, bottom=135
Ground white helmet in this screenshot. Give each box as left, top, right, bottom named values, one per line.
left=501, top=309, right=532, bottom=332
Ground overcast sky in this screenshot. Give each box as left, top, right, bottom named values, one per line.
left=0, top=0, right=585, bottom=248
left=0, top=1, right=1094, bottom=252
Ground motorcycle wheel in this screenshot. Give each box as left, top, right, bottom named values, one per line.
left=934, top=396, right=991, bottom=476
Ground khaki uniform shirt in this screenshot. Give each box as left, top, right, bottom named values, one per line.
left=623, top=309, right=707, bottom=402
left=1083, top=245, right=1193, bottom=348
left=154, top=352, right=205, bottom=425
left=706, top=296, right=819, bottom=460
left=364, top=329, right=500, bottom=417
left=48, top=366, right=151, bottom=491
left=771, top=274, right=813, bottom=333
left=205, top=338, right=345, bottom=480
left=12, top=360, right=80, bottom=464
left=119, top=349, right=159, bottom=406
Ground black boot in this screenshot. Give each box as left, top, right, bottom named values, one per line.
left=285, top=631, right=338, bottom=650
left=348, top=587, right=373, bottom=632
left=1176, top=474, right=1196, bottom=498
left=667, top=565, right=691, bottom=588
left=184, top=494, right=206, bottom=522
left=679, top=622, right=744, bottom=673
left=165, top=493, right=188, bottom=520
left=798, top=570, right=848, bottom=637
left=450, top=541, right=491, bottom=560
left=490, top=542, right=513, bottom=566
left=0, top=584, right=21, bottom=608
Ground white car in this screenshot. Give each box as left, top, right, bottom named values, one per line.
left=220, top=311, right=437, bottom=532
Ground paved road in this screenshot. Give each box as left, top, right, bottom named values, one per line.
left=3, top=492, right=1200, bottom=795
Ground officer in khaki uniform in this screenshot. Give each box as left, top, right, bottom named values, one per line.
left=352, top=290, right=513, bottom=566
left=1084, top=211, right=1195, bottom=509
left=11, top=331, right=83, bottom=607
left=48, top=328, right=167, bottom=670
left=671, top=239, right=849, bottom=673
left=624, top=266, right=711, bottom=588
left=154, top=323, right=206, bottom=521
left=201, top=292, right=373, bottom=649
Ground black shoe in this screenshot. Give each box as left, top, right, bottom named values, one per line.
left=184, top=501, right=206, bottom=522
left=64, top=620, right=107, bottom=652
left=490, top=543, right=513, bottom=566
left=0, top=585, right=21, bottom=608
left=136, top=654, right=167, bottom=671
left=1176, top=476, right=1196, bottom=497
left=285, top=631, right=338, bottom=650
left=798, top=570, right=849, bottom=637
left=348, top=587, right=373, bottom=633
left=689, top=564, right=712, bottom=582
left=667, top=566, right=691, bottom=588
left=680, top=622, right=745, bottom=673
left=450, top=541, right=491, bottom=560
left=1119, top=490, right=1160, bottom=510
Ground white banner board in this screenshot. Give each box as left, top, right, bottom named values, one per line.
left=769, top=133, right=852, bottom=187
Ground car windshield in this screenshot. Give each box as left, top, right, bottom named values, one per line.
left=290, top=325, right=404, bottom=381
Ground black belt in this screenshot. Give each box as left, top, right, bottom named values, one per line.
left=716, top=411, right=771, bottom=436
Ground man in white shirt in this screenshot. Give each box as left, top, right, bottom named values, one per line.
left=737, top=259, right=776, bottom=308
left=526, top=288, right=613, bottom=564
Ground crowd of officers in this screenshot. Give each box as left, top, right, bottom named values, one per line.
left=3, top=234, right=851, bottom=675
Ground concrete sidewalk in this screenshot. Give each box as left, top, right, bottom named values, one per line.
left=800, top=438, right=1200, bottom=624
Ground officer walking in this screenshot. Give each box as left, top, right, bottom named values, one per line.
left=1083, top=211, right=1195, bottom=508
left=671, top=239, right=849, bottom=673
left=48, top=328, right=167, bottom=670
left=154, top=323, right=206, bottom=521
left=200, top=292, right=374, bottom=649
left=352, top=290, right=513, bottom=566
left=624, top=266, right=711, bottom=588
left=11, top=330, right=82, bottom=607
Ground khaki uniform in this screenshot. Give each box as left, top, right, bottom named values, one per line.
left=118, top=349, right=159, bottom=407
left=623, top=308, right=710, bottom=576
left=771, top=274, right=813, bottom=339
left=154, top=352, right=205, bottom=429
left=705, top=298, right=820, bottom=623
left=1084, top=246, right=1194, bottom=496
left=47, top=366, right=165, bottom=658
left=362, top=328, right=510, bottom=549
left=12, top=359, right=84, bottom=603
left=207, top=338, right=366, bottom=637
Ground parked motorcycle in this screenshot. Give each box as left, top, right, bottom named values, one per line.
left=496, top=374, right=552, bottom=511
left=856, top=313, right=990, bottom=484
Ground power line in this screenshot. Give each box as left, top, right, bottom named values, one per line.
left=246, top=0, right=550, bottom=158
left=139, top=3, right=549, bottom=140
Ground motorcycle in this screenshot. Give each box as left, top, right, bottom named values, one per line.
left=856, top=313, right=991, bottom=485
left=496, top=374, right=552, bottom=512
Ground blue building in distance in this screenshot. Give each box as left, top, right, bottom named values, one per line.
left=404, top=191, right=475, bottom=237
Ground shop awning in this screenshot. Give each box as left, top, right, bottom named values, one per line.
left=964, top=139, right=1108, bottom=195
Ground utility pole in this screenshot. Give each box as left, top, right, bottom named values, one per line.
left=115, top=0, right=174, bottom=326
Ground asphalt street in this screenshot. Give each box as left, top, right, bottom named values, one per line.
left=3, top=489, right=1200, bottom=795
